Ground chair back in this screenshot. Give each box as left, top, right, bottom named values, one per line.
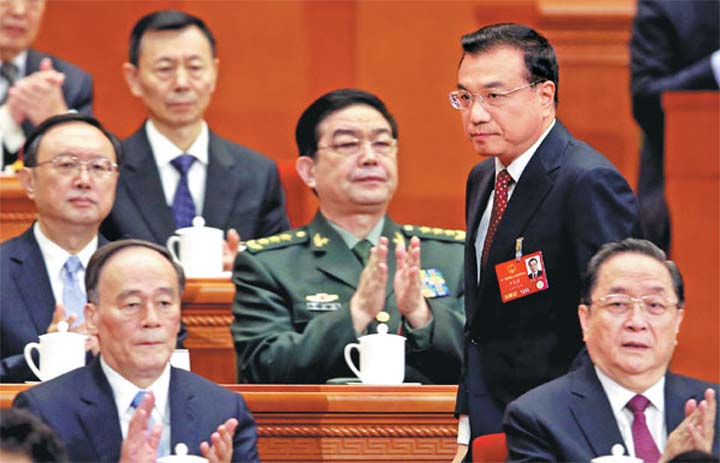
left=472, top=432, right=507, bottom=462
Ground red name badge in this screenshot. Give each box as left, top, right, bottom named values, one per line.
left=495, top=251, right=549, bottom=303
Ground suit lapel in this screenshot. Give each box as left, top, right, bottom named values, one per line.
left=10, top=227, right=56, bottom=333
left=121, top=127, right=177, bottom=243
left=78, top=360, right=124, bottom=461
left=568, top=363, right=627, bottom=457
left=202, top=132, right=241, bottom=229
left=311, top=213, right=363, bottom=289
left=25, top=49, right=43, bottom=74
left=169, top=368, right=199, bottom=453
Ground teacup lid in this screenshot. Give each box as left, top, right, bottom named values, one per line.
left=156, top=443, right=208, bottom=463
left=591, top=444, right=643, bottom=463
left=175, top=216, right=222, bottom=234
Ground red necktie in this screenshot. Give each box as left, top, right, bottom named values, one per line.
left=627, top=395, right=661, bottom=463
left=481, top=169, right=513, bottom=267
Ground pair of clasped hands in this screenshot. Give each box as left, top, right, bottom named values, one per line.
left=349, top=236, right=433, bottom=334
left=660, top=387, right=716, bottom=462
left=5, top=57, right=69, bottom=126
left=120, top=391, right=238, bottom=463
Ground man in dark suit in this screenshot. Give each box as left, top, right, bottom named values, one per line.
left=101, top=10, right=288, bottom=264
left=630, top=0, right=719, bottom=254
left=1, top=0, right=93, bottom=167
left=448, top=23, right=640, bottom=461
left=527, top=257, right=542, bottom=280
left=14, top=239, right=259, bottom=462
left=0, top=113, right=120, bottom=383
left=504, top=238, right=718, bottom=462
left=231, top=89, right=465, bottom=384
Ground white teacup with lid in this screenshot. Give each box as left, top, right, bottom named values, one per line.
left=344, top=323, right=406, bottom=385
left=591, top=444, right=643, bottom=463
left=156, top=443, right=208, bottom=463
left=23, top=320, right=86, bottom=381
left=166, top=217, right=224, bottom=278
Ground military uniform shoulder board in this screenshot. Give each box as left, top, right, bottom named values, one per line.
left=245, top=228, right=310, bottom=253
left=401, top=224, right=466, bottom=242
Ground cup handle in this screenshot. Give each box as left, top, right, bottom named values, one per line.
left=23, top=342, right=43, bottom=381
left=343, top=343, right=362, bottom=381
left=166, top=236, right=181, bottom=263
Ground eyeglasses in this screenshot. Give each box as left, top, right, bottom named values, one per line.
left=317, top=137, right=397, bottom=157
left=31, top=154, right=118, bottom=179
left=448, top=81, right=542, bottom=110
left=591, top=294, right=678, bottom=317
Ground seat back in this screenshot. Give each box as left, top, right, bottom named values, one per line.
left=472, top=432, right=507, bottom=462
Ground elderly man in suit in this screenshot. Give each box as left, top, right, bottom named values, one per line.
left=231, top=88, right=465, bottom=385
left=504, top=238, right=718, bottom=462
left=101, top=10, right=288, bottom=264
left=449, top=23, right=641, bottom=461
left=14, top=239, right=259, bottom=462
left=0, top=113, right=120, bottom=383
left=0, top=0, right=93, bottom=167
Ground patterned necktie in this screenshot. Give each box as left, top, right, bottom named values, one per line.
left=626, top=394, right=661, bottom=463
left=481, top=169, right=514, bottom=267
left=170, top=154, right=197, bottom=229
left=0, top=62, right=19, bottom=104
left=352, top=239, right=373, bottom=267
left=62, top=256, right=85, bottom=323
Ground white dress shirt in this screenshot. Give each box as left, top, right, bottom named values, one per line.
left=33, top=222, right=97, bottom=313
left=145, top=119, right=209, bottom=217
left=596, top=366, right=667, bottom=457
left=101, top=357, right=172, bottom=457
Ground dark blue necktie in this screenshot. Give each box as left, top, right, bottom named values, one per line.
left=0, top=62, right=19, bottom=104
left=170, top=154, right=196, bottom=229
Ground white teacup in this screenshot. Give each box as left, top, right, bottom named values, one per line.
left=344, top=325, right=406, bottom=385
left=23, top=321, right=86, bottom=381
left=167, top=217, right=223, bottom=278
left=170, top=349, right=191, bottom=371
left=591, top=444, right=643, bottom=463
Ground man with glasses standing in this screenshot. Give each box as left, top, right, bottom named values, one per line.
left=449, top=23, right=640, bottom=461
left=504, top=238, right=718, bottom=462
left=231, top=88, right=465, bottom=384
left=0, top=113, right=119, bottom=382
left=0, top=0, right=93, bottom=168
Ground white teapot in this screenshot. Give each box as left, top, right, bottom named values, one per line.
left=344, top=324, right=406, bottom=385
left=167, top=217, right=224, bottom=278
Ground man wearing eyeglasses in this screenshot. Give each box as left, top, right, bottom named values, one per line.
left=504, top=238, right=718, bottom=462
left=230, top=88, right=465, bottom=384
left=450, top=23, right=641, bottom=461
left=0, top=0, right=94, bottom=168
left=0, top=113, right=119, bottom=382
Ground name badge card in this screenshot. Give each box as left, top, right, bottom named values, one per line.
left=495, top=251, right=549, bottom=303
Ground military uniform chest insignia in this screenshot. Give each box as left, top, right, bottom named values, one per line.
left=420, top=268, right=450, bottom=298
left=305, top=293, right=341, bottom=312
left=313, top=233, right=330, bottom=248
left=392, top=231, right=405, bottom=246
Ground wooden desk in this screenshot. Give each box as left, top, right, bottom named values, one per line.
left=1, top=384, right=458, bottom=462
left=0, top=175, right=35, bottom=241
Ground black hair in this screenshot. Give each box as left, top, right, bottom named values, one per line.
left=22, top=113, right=123, bottom=167
left=460, top=23, right=559, bottom=105
left=1, top=407, right=68, bottom=462
left=129, top=10, right=217, bottom=65
left=295, top=88, right=398, bottom=158
left=580, top=238, right=685, bottom=308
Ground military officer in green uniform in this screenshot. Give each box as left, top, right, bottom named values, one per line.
left=230, top=89, right=465, bottom=384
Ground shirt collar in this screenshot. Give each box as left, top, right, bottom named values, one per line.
left=595, top=366, right=666, bottom=415
left=33, top=222, right=98, bottom=278
left=494, top=118, right=556, bottom=182
left=145, top=119, right=209, bottom=167
left=101, top=356, right=172, bottom=421
left=327, top=216, right=386, bottom=248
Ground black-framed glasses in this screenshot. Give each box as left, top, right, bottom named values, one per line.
left=317, top=137, right=397, bottom=157
left=448, top=81, right=542, bottom=110
left=31, top=154, right=118, bottom=179
left=591, top=294, right=678, bottom=317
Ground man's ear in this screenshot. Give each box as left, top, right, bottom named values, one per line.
left=296, top=156, right=316, bottom=189
left=17, top=168, right=36, bottom=200
left=122, top=63, right=143, bottom=98
left=84, top=302, right=99, bottom=336
left=578, top=304, right=590, bottom=341
left=539, top=80, right=555, bottom=109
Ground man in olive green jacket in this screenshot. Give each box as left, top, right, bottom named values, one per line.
left=230, top=89, right=465, bottom=384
